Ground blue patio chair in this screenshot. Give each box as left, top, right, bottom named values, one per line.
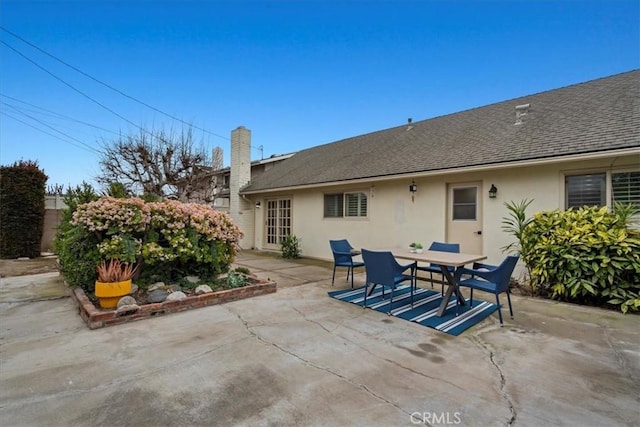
left=416, top=242, right=460, bottom=293
left=329, top=239, right=365, bottom=288
left=454, top=255, right=519, bottom=325
left=362, top=249, right=416, bottom=314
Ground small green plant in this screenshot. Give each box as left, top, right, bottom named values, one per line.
left=96, top=259, right=137, bottom=282
left=280, top=234, right=301, bottom=259
left=414, top=242, right=423, bottom=249
left=501, top=199, right=535, bottom=293
left=501, top=199, right=534, bottom=255
left=226, top=271, right=247, bottom=288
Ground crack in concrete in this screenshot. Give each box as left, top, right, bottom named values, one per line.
left=603, top=325, right=640, bottom=390
left=290, top=305, right=465, bottom=393
left=381, top=356, right=466, bottom=393
left=228, top=306, right=415, bottom=419
left=289, top=305, right=374, bottom=336
left=470, top=334, right=517, bottom=426
left=0, top=335, right=251, bottom=408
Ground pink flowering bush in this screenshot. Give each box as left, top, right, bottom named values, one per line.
left=65, top=196, right=243, bottom=289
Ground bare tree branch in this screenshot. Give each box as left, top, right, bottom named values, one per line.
left=96, top=124, right=222, bottom=203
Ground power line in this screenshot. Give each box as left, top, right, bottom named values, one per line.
left=1, top=110, right=101, bottom=155
left=2, top=103, right=102, bottom=154
left=0, top=26, right=230, bottom=141
left=1, top=101, right=111, bottom=149
left=0, top=94, right=121, bottom=136
left=0, top=39, right=164, bottom=139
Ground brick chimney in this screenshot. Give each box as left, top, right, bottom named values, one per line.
left=230, top=126, right=253, bottom=248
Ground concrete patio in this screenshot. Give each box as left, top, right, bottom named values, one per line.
left=1, top=250, right=638, bottom=426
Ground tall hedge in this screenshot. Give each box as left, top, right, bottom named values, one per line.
left=0, top=160, right=48, bottom=258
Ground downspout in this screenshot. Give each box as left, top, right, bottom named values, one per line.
left=241, top=193, right=254, bottom=206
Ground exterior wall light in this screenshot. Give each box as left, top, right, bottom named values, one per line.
left=255, top=201, right=261, bottom=208
left=489, top=184, right=498, bottom=199
left=409, top=181, right=417, bottom=203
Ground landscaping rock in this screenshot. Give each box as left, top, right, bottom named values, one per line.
left=148, top=282, right=166, bottom=291
left=184, top=276, right=200, bottom=284
left=130, top=284, right=139, bottom=294
left=147, top=289, right=169, bottom=303
left=195, top=284, right=213, bottom=295
left=117, top=296, right=137, bottom=308
left=169, top=284, right=182, bottom=292
left=166, top=291, right=187, bottom=301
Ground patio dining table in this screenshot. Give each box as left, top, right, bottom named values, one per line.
left=376, top=248, right=487, bottom=317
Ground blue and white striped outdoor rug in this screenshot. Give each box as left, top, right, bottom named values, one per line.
left=328, top=285, right=498, bottom=336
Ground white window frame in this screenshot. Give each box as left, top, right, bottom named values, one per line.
left=344, top=192, right=368, bottom=218
left=323, top=191, right=368, bottom=218
left=564, top=169, right=640, bottom=210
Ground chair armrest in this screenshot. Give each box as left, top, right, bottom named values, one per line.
left=472, top=262, right=497, bottom=270
left=455, top=266, right=500, bottom=283
left=398, top=261, right=417, bottom=273
left=333, top=251, right=354, bottom=256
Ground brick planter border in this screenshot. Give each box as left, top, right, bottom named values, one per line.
left=71, top=280, right=277, bottom=329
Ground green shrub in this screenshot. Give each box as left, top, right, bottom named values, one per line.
left=56, top=195, right=243, bottom=294
left=280, top=234, right=301, bottom=259
left=53, top=182, right=100, bottom=288
left=522, top=205, right=640, bottom=312
left=0, top=160, right=48, bottom=258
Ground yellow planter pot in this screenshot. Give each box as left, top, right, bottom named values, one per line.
left=95, top=279, right=132, bottom=309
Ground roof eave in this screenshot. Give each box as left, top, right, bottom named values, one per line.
left=239, top=147, right=640, bottom=195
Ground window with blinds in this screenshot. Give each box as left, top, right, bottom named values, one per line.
left=324, top=194, right=343, bottom=218
left=345, top=192, right=367, bottom=217
left=565, top=174, right=606, bottom=208
left=612, top=171, right=640, bottom=208
left=324, top=192, right=367, bottom=218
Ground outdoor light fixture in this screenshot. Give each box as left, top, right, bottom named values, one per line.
left=409, top=181, right=417, bottom=203
left=489, top=184, right=498, bottom=199
left=255, top=201, right=261, bottom=208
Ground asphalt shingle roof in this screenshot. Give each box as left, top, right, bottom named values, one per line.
left=242, top=70, right=639, bottom=193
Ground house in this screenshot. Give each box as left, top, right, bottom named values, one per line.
left=209, top=129, right=294, bottom=215
left=229, top=70, right=639, bottom=271
left=211, top=127, right=294, bottom=247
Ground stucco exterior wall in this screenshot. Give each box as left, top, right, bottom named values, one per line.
left=251, top=154, right=638, bottom=274
left=41, top=195, right=67, bottom=253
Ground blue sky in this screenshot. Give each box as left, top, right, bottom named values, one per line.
left=1, top=0, right=638, bottom=190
